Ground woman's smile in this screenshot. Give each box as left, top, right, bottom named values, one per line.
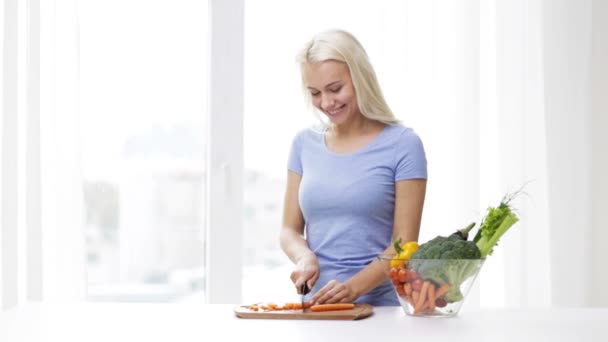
left=326, top=104, right=346, bottom=116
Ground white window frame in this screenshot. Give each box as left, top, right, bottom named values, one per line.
left=205, top=0, right=244, bottom=304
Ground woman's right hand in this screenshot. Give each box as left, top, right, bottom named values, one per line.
left=291, top=251, right=320, bottom=294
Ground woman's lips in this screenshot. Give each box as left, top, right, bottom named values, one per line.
left=327, top=104, right=345, bottom=116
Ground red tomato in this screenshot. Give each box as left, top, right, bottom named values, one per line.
left=397, top=269, right=408, bottom=283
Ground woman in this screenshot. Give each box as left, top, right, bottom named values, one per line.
left=279, top=29, right=427, bottom=306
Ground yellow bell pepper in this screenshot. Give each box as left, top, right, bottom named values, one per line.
left=389, top=240, right=419, bottom=268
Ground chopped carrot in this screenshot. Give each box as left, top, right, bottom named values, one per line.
left=309, top=303, right=355, bottom=312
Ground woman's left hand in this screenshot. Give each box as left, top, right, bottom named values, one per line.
left=309, top=280, right=356, bottom=305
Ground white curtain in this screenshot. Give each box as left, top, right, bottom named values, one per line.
left=394, top=0, right=606, bottom=309
left=493, top=0, right=552, bottom=308
left=1, top=0, right=85, bottom=310
left=588, top=0, right=608, bottom=307
left=392, top=0, right=551, bottom=309
left=2, top=0, right=20, bottom=310
left=542, top=0, right=606, bottom=307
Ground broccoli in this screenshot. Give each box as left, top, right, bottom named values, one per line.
left=408, top=236, right=482, bottom=302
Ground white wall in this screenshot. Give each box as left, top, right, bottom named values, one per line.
left=1, top=0, right=19, bottom=311
left=543, top=0, right=608, bottom=307
left=589, top=0, right=608, bottom=307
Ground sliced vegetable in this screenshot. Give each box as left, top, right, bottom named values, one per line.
left=309, top=303, right=355, bottom=312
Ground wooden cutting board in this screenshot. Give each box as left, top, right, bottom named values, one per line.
left=234, top=303, right=374, bottom=320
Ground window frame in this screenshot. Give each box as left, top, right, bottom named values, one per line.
left=205, top=0, right=244, bottom=304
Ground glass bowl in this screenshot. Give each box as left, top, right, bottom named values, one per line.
left=378, top=255, right=484, bottom=317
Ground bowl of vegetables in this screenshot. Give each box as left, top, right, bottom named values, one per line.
left=380, top=253, right=484, bottom=317
left=380, top=192, right=521, bottom=317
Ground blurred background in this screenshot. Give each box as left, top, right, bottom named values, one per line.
left=1, top=0, right=607, bottom=311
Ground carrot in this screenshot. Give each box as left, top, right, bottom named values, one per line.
left=419, top=299, right=430, bottom=312
left=412, top=290, right=420, bottom=305
left=428, top=283, right=436, bottom=311
left=309, top=303, right=355, bottom=312
left=403, top=283, right=413, bottom=296
left=415, top=281, right=430, bottom=313
left=249, top=302, right=306, bottom=311
left=406, top=295, right=415, bottom=307
left=434, top=284, right=451, bottom=301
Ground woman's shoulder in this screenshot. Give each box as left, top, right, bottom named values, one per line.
left=291, top=125, right=325, bottom=144
left=383, top=123, right=423, bottom=142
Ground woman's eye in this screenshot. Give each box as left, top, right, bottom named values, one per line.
left=311, top=92, right=320, bottom=97
left=330, top=87, right=342, bottom=93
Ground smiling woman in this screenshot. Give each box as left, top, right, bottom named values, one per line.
left=277, top=29, right=428, bottom=307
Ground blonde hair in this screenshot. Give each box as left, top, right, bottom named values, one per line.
left=296, top=29, right=399, bottom=127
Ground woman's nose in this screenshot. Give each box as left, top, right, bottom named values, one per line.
left=320, top=92, right=334, bottom=110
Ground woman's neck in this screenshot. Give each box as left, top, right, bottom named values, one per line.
left=330, top=116, right=380, bottom=138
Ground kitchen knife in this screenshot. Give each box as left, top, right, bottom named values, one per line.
left=301, top=283, right=310, bottom=313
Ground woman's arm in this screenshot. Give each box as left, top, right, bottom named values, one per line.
left=279, top=170, right=319, bottom=292
left=310, top=178, right=427, bottom=304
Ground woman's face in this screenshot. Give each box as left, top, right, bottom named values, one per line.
left=303, top=60, right=360, bottom=126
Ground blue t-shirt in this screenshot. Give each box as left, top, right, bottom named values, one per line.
left=287, top=123, right=427, bottom=306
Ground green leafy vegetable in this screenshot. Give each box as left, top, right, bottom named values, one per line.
left=473, top=192, right=520, bottom=258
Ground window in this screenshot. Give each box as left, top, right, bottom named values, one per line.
left=79, top=0, right=208, bottom=302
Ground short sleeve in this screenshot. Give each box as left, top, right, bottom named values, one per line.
left=394, top=129, right=427, bottom=181
left=287, top=131, right=304, bottom=175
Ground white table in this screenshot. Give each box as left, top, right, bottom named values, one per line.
left=2, top=302, right=607, bottom=342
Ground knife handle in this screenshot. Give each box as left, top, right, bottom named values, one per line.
left=301, top=283, right=310, bottom=295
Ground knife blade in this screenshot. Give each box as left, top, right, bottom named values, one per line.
left=300, top=283, right=310, bottom=313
